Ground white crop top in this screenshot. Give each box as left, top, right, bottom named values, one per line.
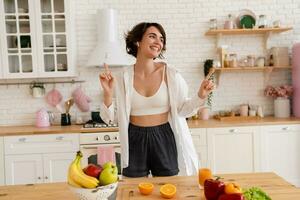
left=130, top=66, right=170, bottom=116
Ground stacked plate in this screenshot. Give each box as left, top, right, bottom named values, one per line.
left=236, top=9, right=256, bottom=29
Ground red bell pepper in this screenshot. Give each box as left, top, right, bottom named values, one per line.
left=204, top=178, right=225, bottom=200
left=218, top=193, right=244, bottom=200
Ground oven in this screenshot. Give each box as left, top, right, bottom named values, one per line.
left=80, top=132, right=121, bottom=175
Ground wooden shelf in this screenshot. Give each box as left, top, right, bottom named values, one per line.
left=214, top=66, right=292, bottom=72
left=205, top=27, right=293, bottom=50
left=212, top=66, right=292, bottom=86
left=205, top=27, right=293, bottom=36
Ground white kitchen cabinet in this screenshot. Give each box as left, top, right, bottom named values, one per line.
left=261, top=124, right=300, bottom=187
left=5, top=154, right=44, bottom=185
left=207, top=126, right=261, bottom=174
left=190, top=128, right=208, bottom=168
left=43, top=152, right=74, bottom=183
left=0, top=137, right=4, bottom=185
left=0, top=0, right=76, bottom=79
left=4, top=133, right=79, bottom=185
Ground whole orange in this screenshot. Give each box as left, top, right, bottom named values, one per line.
left=224, top=183, right=242, bottom=194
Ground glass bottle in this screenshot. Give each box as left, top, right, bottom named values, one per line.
left=269, top=55, right=274, bottom=66
left=258, top=15, right=267, bottom=28
left=209, top=19, right=217, bottom=30
left=224, top=14, right=235, bottom=29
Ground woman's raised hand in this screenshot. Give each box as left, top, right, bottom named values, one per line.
left=99, top=63, right=115, bottom=96
left=198, top=79, right=214, bottom=99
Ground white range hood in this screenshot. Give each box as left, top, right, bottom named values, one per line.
left=86, top=9, right=129, bottom=67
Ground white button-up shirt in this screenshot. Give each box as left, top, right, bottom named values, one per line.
left=100, top=64, right=205, bottom=176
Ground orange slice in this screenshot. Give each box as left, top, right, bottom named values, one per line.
left=160, top=183, right=176, bottom=199
left=138, top=182, right=154, bottom=195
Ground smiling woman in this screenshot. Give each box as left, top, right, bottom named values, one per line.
left=99, top=22, right=214, bottom=177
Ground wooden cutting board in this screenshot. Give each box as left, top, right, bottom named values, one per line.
left=117, top=183, right=202, bottom=200
left=116, top=172, right=300, bottom=200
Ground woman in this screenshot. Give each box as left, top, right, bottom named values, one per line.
left=99, top=22, right=214, bottom=177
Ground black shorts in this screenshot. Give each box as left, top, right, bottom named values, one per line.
left=122, top=122, right=179, bottom=177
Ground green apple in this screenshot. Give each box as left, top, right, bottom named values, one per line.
left=102, top=161, right=114, bottom=169
left=99, top=163, right=118, bottom=186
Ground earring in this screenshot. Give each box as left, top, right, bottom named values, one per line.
left=136, top=42, right=139, bottom=47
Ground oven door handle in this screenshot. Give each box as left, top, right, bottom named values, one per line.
left=80, top=144, right=121, bottom=149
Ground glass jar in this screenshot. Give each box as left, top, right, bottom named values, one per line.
left=209, top=18, right=217, bottom=30
left=258, top=15, right=267, bottom=28
left=229, top=54, right=238, bottom=67
left=256, top=56, right=265, bottom=67
left=247, top=55, right=255, bottom=67
left=224, top=54, right=230, bottom=68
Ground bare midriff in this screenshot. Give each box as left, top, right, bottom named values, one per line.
left=130, top=111, right=169, bottom=127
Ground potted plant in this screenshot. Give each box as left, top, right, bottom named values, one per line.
left=264, top=85, right=293, bottom=118
left=201, top=59, right=215, bottom=120
left=203, top=59, right=214, bottom=108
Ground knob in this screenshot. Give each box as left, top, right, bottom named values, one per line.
left=19, top=138, right=26, bottom=142
left=45, top=176, right=48, bottom=179
left=37, top=177, right=41, bottom=180
left=282, top=127, right=289, bottom=131
left=56, top=136, right=64, bottom=140
left=104, top=135, right=110, bottom=141
left=229, top=129, right=237, bottom=133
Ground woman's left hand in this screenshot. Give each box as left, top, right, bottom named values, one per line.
left=198, top=79, right=214, bottom=99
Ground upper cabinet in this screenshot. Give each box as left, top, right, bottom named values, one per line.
left=0, top=0, right=76, bottom=79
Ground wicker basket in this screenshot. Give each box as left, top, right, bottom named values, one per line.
left=68, top=182, right=118, bottom=200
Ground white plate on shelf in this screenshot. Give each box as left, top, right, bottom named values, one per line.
left=236, top=9, right=256, bottom=28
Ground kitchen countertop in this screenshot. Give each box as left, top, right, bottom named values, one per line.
left=0, top=125, right=119, bottom=136
left=0, top=172, right=299, bottom=200
left=187, top=116, right=300, bottom=128
left=0, top=116, right=299, bottom=136
left=117, top=172, right=300, bottom=200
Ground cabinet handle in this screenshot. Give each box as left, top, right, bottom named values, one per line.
left=37, top=176, right=41, bottom=180
left=229, top=129, right=237, bottom=133
left=18, top=138, right=26, bottom=142
left=56, top=136, right=64, bottom=140
left=282, top=127, right=289, bottom=131
left=45, top=176, right=48, bottom=179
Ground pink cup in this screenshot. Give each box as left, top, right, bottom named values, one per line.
left=201, top=107, right=210, bottom=120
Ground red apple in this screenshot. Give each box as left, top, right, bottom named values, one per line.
left=83, top=164, right=102, bottom=178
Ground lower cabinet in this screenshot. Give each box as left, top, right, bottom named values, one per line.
left=261, top=124, right=300, bottom=187
left=4, top=134, right=79, bottom=185
left=207, top=126, right=261, bottom=174
left=0, top=137, right=4, bottom=186
left=5, top=153, right=75, bottom=185
left=190, top=128, right=208, bottom=168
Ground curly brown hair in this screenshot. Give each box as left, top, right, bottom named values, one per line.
left=125, top=22, right=166, bottom=59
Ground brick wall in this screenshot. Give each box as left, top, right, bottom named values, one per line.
left=1, top=0, right=299, bottom=125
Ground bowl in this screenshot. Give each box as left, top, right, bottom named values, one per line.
left=57, top=63, right=67, bottom=71
left=68, top=182, right=118, bottom=200
left=18, top=8, right=28, bottom=13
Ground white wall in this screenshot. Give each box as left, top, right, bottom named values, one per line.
left=0, top=0, right=299, bottom=125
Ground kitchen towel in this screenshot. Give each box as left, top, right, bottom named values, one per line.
left=45, top=88, right=62, bottom=107
left=97, top=145, right=116, bottom=166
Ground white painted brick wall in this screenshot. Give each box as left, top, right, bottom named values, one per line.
left=0, top=0, right=299, bottom=125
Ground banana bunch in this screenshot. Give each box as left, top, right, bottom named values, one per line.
left=68, top=151, right=99, bottom=188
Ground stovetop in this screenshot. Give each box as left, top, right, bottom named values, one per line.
left=82, top=120, right=118, bottom=128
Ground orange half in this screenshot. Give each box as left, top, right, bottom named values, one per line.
left=138, top=182, right=154, bottom=195
left=160, top=183, right=177, bottom=199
